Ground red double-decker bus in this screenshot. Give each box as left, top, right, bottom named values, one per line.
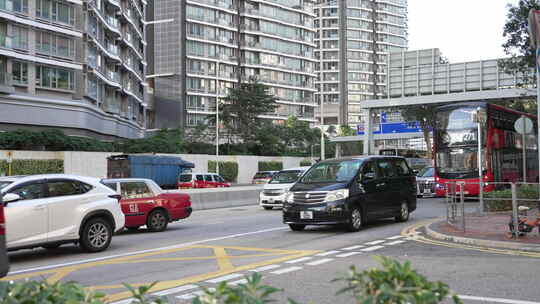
left=434, top=102, right=538, bottom=196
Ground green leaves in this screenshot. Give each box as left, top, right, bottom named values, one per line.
left=0, top=159, right=63, bottom=176
left=0, top=280, right=105, bottom=304
left=258, top=162, right=283, bottom=171
left=334, top=256, right=462, bottom=304
left=208, top=161, right=239, bottom=182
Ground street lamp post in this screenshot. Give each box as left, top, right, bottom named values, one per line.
left=215, top=59, right=220, bottom=175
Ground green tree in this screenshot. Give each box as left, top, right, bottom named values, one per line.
left=220, top=79, right=278, bottom=152
left=399, top=106, right=436, bottom=158
left=499, top=0, right=539, bottom=114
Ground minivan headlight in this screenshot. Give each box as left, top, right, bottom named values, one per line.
left=325, top=189, right=349, bottom=202
left=285, top=191, right=295, bottom=203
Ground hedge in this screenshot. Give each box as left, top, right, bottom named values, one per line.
left=258, top=161, right=283, bottom=171
left=0, top=159, right=63, bottom=176
left=484, top=184, right=540, bottom=212
left=300, top=160, right=312, bottom=166
left=208, top=161, right=238, bottom=182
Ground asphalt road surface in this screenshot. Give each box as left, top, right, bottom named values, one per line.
left=4, top=198, right=540, bottom=304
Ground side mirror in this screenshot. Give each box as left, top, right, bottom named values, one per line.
left=3, top=193, right=21, bottom=204
left=362, top=172, right=376, bottom=182
left=412, top=170, right=419, bottom=175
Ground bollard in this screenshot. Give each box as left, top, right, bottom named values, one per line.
left=460, top=182, right=465, bottom=232
left=511, top=183, right=519, bottom=239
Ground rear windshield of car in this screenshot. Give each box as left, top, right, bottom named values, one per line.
left=269, top=171, right=303, bottom=184
left=101, top=182, right=116, bottom=191
left=178, top=174, right=192, bottom=182
left=417, top=167, right=434, bottom=177
left=0, top=181, right=12, bottom=190
left=254, top=172, right=273, bottom=179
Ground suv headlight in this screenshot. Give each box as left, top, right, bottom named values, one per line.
left=285, top=191, right=295, bottom=204
left=324, top=189, right=349, bottom=202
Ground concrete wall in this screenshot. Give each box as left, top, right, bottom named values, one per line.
left=168, top=185, right=264, bottom=210
left=0, top=150, right=311, bottom=183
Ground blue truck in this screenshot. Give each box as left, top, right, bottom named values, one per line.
left=107, top=154, right=195, bottom=189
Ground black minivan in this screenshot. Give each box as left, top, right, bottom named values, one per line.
left=282, top=156, right=416, bottom=232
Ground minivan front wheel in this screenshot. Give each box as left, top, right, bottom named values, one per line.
left=395, top=201, right=410, bottom=222
left=346, top=207, right=362, bottom=232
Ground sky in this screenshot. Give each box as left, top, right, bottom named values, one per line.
left=408, top=0, right=519, bottom=63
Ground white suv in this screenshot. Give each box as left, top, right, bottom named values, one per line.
left=0, top=174, right=125, bottom=252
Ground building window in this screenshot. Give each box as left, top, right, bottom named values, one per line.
left=36, top=30, right=75, bottom=58
left=36, top=0, right=75, bottom=26
left=11, top=26, right=28, bottom=49
left=36, top=65, right=75, bottom=90
left=0, top=0, right=28, bottom=13
left=12, top=61, right=27, bottom=84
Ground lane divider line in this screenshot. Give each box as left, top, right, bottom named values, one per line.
left=340, top=245, right=365, bottom=250
left=285, top=257, right=313, bottom=264
left=458, top=295, right=540, bottom=304
left=306, top=258, right=334, bottom=266
left=206, top=273, right=244, bottom=284
left=385, top=240, right=407, bottom=246
left=336, top=252, right=362, bottom=258
left=315, top=250, right=340, bottom=256
left=361, top=245, right=385, bottom=252
left=228, top=279, right=248, bottom=286
left=176, top=290, right=206, bottom=300
left=248, top=264, right=281, bottom=272
left=364, top=240, right=386, bottom=245
left=152, top=284, right=198, bottom=297
left=270, top=266, right=303, bottom=275
left=386, top=235, right=405, bottom=240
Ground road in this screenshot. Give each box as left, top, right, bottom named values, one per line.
left=4, top=198, right=540, bottom=304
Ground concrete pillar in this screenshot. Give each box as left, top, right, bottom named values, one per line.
left=363, top=108, right=372, bottom=155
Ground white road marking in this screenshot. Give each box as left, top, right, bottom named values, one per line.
left=361, top=245, right=385, bottom=252
left=176, top=290, right=205, bottom=300
left=386, top=235, right=405, bottom=240
left=336, top=252, right=362, bottom=258
left=340, top=245, right=365, bottom=250
left=206, top=273, right=244, bottom=283
left=8, top=226, right=289, bottom=275
left=228, top=279, right=248, bottom=285
left=152, top=284, right=198, bottom=297
left=306, top=258, right=334, bottom=266
left=459, top=295, right=540, bottom=304
left=364, top=240, right=386, bottom=245
left=249, top=264, right=281, bottom=272
left=270, top=266, right=303, bottom=275
left=285, top=257, right=313, bottom=264
left=110, top=299, right=134, bottom=304
left=385, top=240, right=406, bottom=245
left=315, top=250, right=340, bottom=256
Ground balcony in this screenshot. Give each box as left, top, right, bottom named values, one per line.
left=0, top=72, right=14, bottom=94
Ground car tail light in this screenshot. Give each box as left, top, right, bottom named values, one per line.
left=109, top=194, right=122, bottom=202
left=192, top=181, right=196, bottom=188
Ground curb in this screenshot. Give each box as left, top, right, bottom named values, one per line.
left=424, top=220, right=540, bottom=253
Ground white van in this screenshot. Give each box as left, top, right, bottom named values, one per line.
left=259, top=166, right=311, bottom=210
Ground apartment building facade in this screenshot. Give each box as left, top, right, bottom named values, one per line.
left=0, top=0, right=148, bottom=139
left=149, top=0, right=318, bottom=130
left=315, top=0, right=407, bottom=126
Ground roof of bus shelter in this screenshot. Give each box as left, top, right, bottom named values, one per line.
left=359, top=88, right=535, bottom=109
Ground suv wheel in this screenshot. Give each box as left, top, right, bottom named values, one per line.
left=288, top=224, right=306, bottom=231
left=80, top=218, right=112, bottom=252
left=395, top=201, right=410, bottom=222
left=147, top=210, right=168, bottom=232
left=346, top=207, right=363, bottom=232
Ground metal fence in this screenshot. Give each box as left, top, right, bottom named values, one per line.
left=444, top=182, right=540, bottom=239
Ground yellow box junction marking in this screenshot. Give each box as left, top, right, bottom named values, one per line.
left=3, top=245, right=319, bottom=303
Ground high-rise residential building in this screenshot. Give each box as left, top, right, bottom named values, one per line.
left=314, top=0, right=407, bottom=126
left=0, top=0, right=148, bottom=139
left=149, top=0, right=318, bottom=130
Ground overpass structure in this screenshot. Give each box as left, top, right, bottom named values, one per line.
left=328, top=49, right=536, bottom=155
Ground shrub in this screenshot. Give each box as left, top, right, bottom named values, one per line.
left=0, top=280, right=105, bottom=304
left=300, top=160, right=312, bottom=166
left=209, top=161, right=239, bottom=182
left=484, top=185, right=540, bottom=212
left=334, top=256, right=462, bottom=304
left=0, top=159, right=63, bottom=176
left=258, top=161, right=283, bottom=171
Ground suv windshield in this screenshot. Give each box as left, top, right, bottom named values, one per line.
left=0, top=182, right=12, bottom=191
left=300, top=159, right=363, bottom=183
left=269, top=170, right=303, bottom=184
left=178, top=174, right=192, bottom=182
left=417, top=167, right=434, bottom=177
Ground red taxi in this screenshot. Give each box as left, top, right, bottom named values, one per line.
left=177, top=173, right=230, bottom=189
left=102, top=178, right=192, bottom=232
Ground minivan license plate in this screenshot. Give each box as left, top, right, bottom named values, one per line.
left=300, top=211, right=313, bottom=219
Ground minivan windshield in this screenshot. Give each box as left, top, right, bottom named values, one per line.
left=300, top=159, right=363, bottom=184
left=0, top=182, right=12, bottom=191
left=269, top=170, right=303, bottom=184
left=178, top=174, right=192, bottom=182
left=417, top=167, right=434, bottom=178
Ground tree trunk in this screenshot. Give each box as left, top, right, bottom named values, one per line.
left=422, top=126, right=432, bottom=159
